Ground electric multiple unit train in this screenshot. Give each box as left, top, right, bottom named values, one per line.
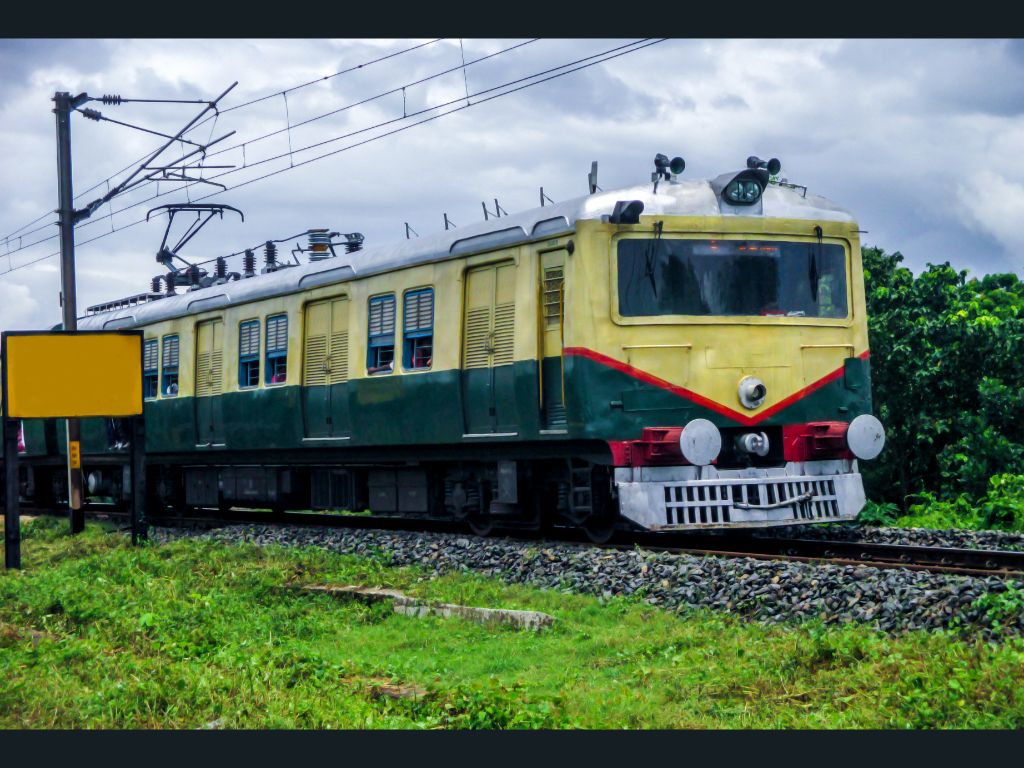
left=5, top=154, right=886, bottom=541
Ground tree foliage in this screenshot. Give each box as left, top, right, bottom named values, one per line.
left=861, top=247, right=1024, bottom=508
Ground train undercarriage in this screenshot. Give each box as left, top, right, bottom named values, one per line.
left=12, top=446, right=866, bottom=544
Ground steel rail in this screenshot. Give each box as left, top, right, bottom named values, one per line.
left=29, top=504, right=1024, bottom=580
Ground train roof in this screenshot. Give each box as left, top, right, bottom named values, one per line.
left=78, top=177, right=857, bottom=331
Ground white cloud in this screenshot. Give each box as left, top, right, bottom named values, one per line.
left=957, top=171, right=1024, bottom=263
left=2, top=38, right=1024, bottom=332
left=0, top=281, right=41, bottom=331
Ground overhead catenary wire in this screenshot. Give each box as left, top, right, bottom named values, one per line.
left=188, top=38, right=542, bottom=168
left=76, top=38, right=647, bottom=230
left=0, top=38, right=665, bottom=278
left=0, top=38, right=447, bottom=244
left=1, top=37, right=547, bottom=259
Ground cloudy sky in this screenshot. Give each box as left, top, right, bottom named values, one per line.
left=1, top=38, right=1022, bottom=331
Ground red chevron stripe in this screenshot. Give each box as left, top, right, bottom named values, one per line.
left=562, top=346, right=870, bottom=427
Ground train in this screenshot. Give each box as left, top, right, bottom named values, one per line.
left=4, top=153, right=885, bottom=542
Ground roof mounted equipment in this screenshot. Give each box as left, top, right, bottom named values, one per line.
left=608, top=200, right=645, bottom=225
left=146, top=203, right=244, bottom=293
left=652, top=153, right=684, bottom=193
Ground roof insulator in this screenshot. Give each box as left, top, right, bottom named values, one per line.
left=243, top=249, right=256, bottom=277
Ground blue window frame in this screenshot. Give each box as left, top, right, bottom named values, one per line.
left=161, top=335, right=179, bottom=397
left=239, top=319, right=260, bottom=388
left=402, top=288, right=434, bottom=370
left=143, top=339, right=158, bottom=399
left=366, top=294, right=395, bottom=374
left=265, top=313, right=288, bottom=384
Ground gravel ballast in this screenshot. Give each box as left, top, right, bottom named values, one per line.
left=148, top=522, right=1024, bottom=638
left=759, top=524, right=1024, bottom=552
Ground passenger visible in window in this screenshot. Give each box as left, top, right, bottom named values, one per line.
left=162, top=335, right=180, bottom=397
left=367, top=294, right=396, bottom=375
left=403, top=288, right=434, bottom=370
left=366, top=358, right=394, bottom=375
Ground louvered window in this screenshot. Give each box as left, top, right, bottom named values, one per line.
left=403, top=287, right=433, bottom=370
left=265, top=313, right=288, bottom=384
left=367, top=294, right=395, bottom=374
left=143, top=339, right=158, bottom=400
left=238, top=320, right=260, bottom=388
left=161, top=335, right=179, bottom=397
left=543, top=267, right=564, bottom=328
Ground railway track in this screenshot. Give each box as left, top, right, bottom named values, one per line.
left=26, top=505, right=1024, bottom=579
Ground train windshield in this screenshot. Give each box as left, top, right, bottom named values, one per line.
left=617, top=239, right=848, bottom=318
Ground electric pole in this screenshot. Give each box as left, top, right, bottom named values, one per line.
left=54, top=91, right=88, bottom=533
left=47, top=84, right=235, bottom=534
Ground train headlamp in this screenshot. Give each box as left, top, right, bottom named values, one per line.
left=738, top=376, right=767, bottom=409
left=723, top=177, right=763, bottom=205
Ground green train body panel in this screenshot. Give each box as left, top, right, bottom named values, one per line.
left=61, top=354, right=871, bottom=458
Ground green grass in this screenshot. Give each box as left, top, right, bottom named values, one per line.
left=2, top=515, right=1024, bottom=729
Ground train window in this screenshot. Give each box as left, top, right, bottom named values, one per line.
left=161, top=334, right=179, bottom=397
left=265, top=314, right=288, bottom=384
left=402, top=288, right=434, bottom=370
left=143, top=339, right=158, bottom=400
left=367, top=294, right=396, bottom=374
left=238, top=319, right=260, bottom=388
left=617, top=239, right=849, bottom=318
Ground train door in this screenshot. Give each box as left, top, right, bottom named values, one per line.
left=461, top=261, right=517, bottom=434
left=302, top=296, right=351, bottom=438
left=194, top=318, right=225, bottom=447
left=539, top=249, right=567, bottom=430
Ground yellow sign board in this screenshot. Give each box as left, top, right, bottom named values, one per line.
left=2, top=331, right=143, bottom=418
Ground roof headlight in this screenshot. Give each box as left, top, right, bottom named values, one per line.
left=723, top=178, right=763, bottom=205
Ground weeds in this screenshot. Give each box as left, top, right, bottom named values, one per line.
left=1, top=517, right=1024, bottom=728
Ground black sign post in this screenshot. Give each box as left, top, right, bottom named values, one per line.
left=131, top=416, right=147, bottom=545
left=3, top=418, right=20, bottom=570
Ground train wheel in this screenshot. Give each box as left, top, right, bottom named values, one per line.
left=467, top=510, right=494, bottom=537
left=582, top=513, right=616, bottom=544
left=581, top=464, right=618, bottom=544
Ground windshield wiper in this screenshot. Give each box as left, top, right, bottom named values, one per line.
left=644, top=220, right=664, bottom=298
left=809, top=225, right=822, bottom=302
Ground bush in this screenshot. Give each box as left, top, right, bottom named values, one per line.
left=862, top=248, right=1024, bottom=510
left=870, top=474, right=1024, bottom=532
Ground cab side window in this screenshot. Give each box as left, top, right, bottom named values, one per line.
left=403, top=288, right=433, bottom=370
left=367, top=294, right=395, bottom=374
left=239, top=319, right=260, bottom=388
left=265, top=313, right=288, bottom=384
left=143, top=339, right=159, bottom=399
left=161, top=334, right=179, bottom=397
